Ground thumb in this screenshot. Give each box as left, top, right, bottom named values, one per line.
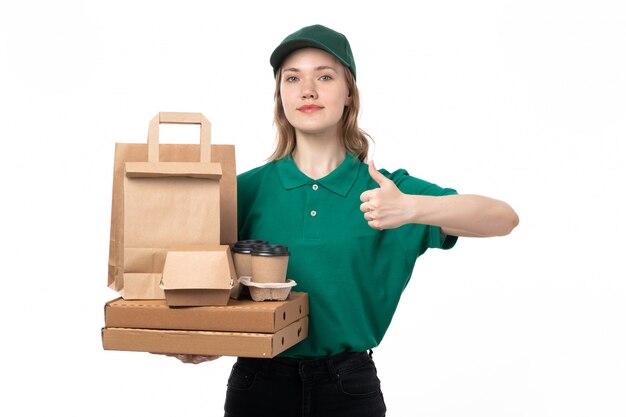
left=368, top=160, right=390, bottom=187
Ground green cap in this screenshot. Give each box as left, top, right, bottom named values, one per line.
left=270, top=24, right=356, bottom=80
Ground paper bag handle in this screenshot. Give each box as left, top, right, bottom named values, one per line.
left=147, top=112, right=212, bottom=163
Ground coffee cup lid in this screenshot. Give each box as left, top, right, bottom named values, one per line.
left=232, top=240, right=269, bottom=254
left=251, top=244, right=290, bottom=257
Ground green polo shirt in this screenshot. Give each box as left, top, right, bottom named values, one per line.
left=237, top=153, right=457, bottom=358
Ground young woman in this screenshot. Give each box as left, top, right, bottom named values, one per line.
left=179, top=24, right=518, bottom=417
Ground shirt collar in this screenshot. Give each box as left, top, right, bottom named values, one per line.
left=276, top=153, right=361, bottom=197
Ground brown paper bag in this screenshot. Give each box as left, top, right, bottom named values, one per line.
left=107, top=112, right=237, bottom=299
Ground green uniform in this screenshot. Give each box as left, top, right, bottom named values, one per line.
left=237, top=153, right=458, bottom=358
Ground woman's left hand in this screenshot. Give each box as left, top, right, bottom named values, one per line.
left=152, top=352, right=221, bottom=364
left=359, top=160, right=414, bottom=230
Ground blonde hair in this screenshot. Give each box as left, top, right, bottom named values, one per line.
left=268, top=65, right=372, bottom=162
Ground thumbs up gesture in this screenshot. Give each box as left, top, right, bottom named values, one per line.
left=359, top=160, right=414, bottom=230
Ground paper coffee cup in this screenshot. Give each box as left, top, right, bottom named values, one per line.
left=231, top=240, right=268, bottom=278
left=230, top=240, right=268, bottom=299
left=251, top=244, right=290, bottom=283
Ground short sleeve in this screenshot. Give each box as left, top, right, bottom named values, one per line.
left=381, top=169, right=458, bottom=262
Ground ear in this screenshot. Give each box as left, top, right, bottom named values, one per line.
left=345, top=94, right=352, bottom=107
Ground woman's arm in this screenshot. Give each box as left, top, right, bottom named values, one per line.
left=360, top=161, right=519, bottom=237
left=402, top=193, right=519, bottom=237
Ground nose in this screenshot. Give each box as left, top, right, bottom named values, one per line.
left=300, top=79, right=318, bottom=100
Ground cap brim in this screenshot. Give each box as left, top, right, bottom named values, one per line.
left=270, top=39, right=351, bottom=75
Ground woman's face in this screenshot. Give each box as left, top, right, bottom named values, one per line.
left=279, top=48, right=351, bottom=138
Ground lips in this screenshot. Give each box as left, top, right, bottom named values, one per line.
left=297, top=104, right=323, bottom=112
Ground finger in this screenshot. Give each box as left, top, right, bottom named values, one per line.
left=360, top=188, right=380, bottom=203
left=368, top=160, right=391, bottom=187
left=367, top=219, right=384, bottom=231
left=190, top=355, right=220, bottom=364
left=359, top=202, right=371, bottom=213
left=181, top=355, right=196, bottom=363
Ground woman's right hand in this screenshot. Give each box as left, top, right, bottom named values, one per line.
left=152, top=353, right=221, bottom=364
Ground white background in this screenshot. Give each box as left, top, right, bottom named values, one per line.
left=1, top=1, right=624, bottom=416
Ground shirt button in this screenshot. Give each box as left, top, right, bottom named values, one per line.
left=310, top=210, right=317, bottom=217
left=312, top=184, right=319, bottom=190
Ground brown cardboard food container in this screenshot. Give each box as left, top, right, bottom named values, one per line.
left=121, top=273, right=166, bottom=300
left=102, top=317, right=308, bottom=358
left=104, top=292, right=309, bottom=333
left=108, top=112, right=238, bottom=300
left=160, top=245, right=235, bottom=307
left=238, top=276, right=297, bottom=301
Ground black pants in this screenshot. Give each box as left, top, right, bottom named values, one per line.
left=224, top=350, right=387, bottom=417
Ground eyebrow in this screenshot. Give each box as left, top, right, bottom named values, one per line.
left=282, top=65, right=339, bottom=74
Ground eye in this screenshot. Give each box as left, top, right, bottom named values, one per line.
left=319, top=75, right=332, bottom=81
left=284, top=75, right=299, bottom=82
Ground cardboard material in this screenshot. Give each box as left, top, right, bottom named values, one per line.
left=102, top=317, right=308, bottom=358
left=230, top=240, right=268, bottom=299
left=231, top=252, right=251, bottom=299
left=122, top=273, right=165, bottom=300
left=233, top=252, right=252, bottom=277
left=239, top=276, right=297, bottom=301
left=251, top=255, right=289, bottom=283
left=108, top=112, right=237, bottom=299
left=125, top=161, right=223, bottom=179
left=161, top=245, right=236, bottom=306
left=104, top=291, right=309, bottom=333
left=121, top=112, right=221, bottom=300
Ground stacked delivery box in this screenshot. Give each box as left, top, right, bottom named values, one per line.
left=102, top=293, right=309, bottom=358
left=101, top=112, right=308, bottom=357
